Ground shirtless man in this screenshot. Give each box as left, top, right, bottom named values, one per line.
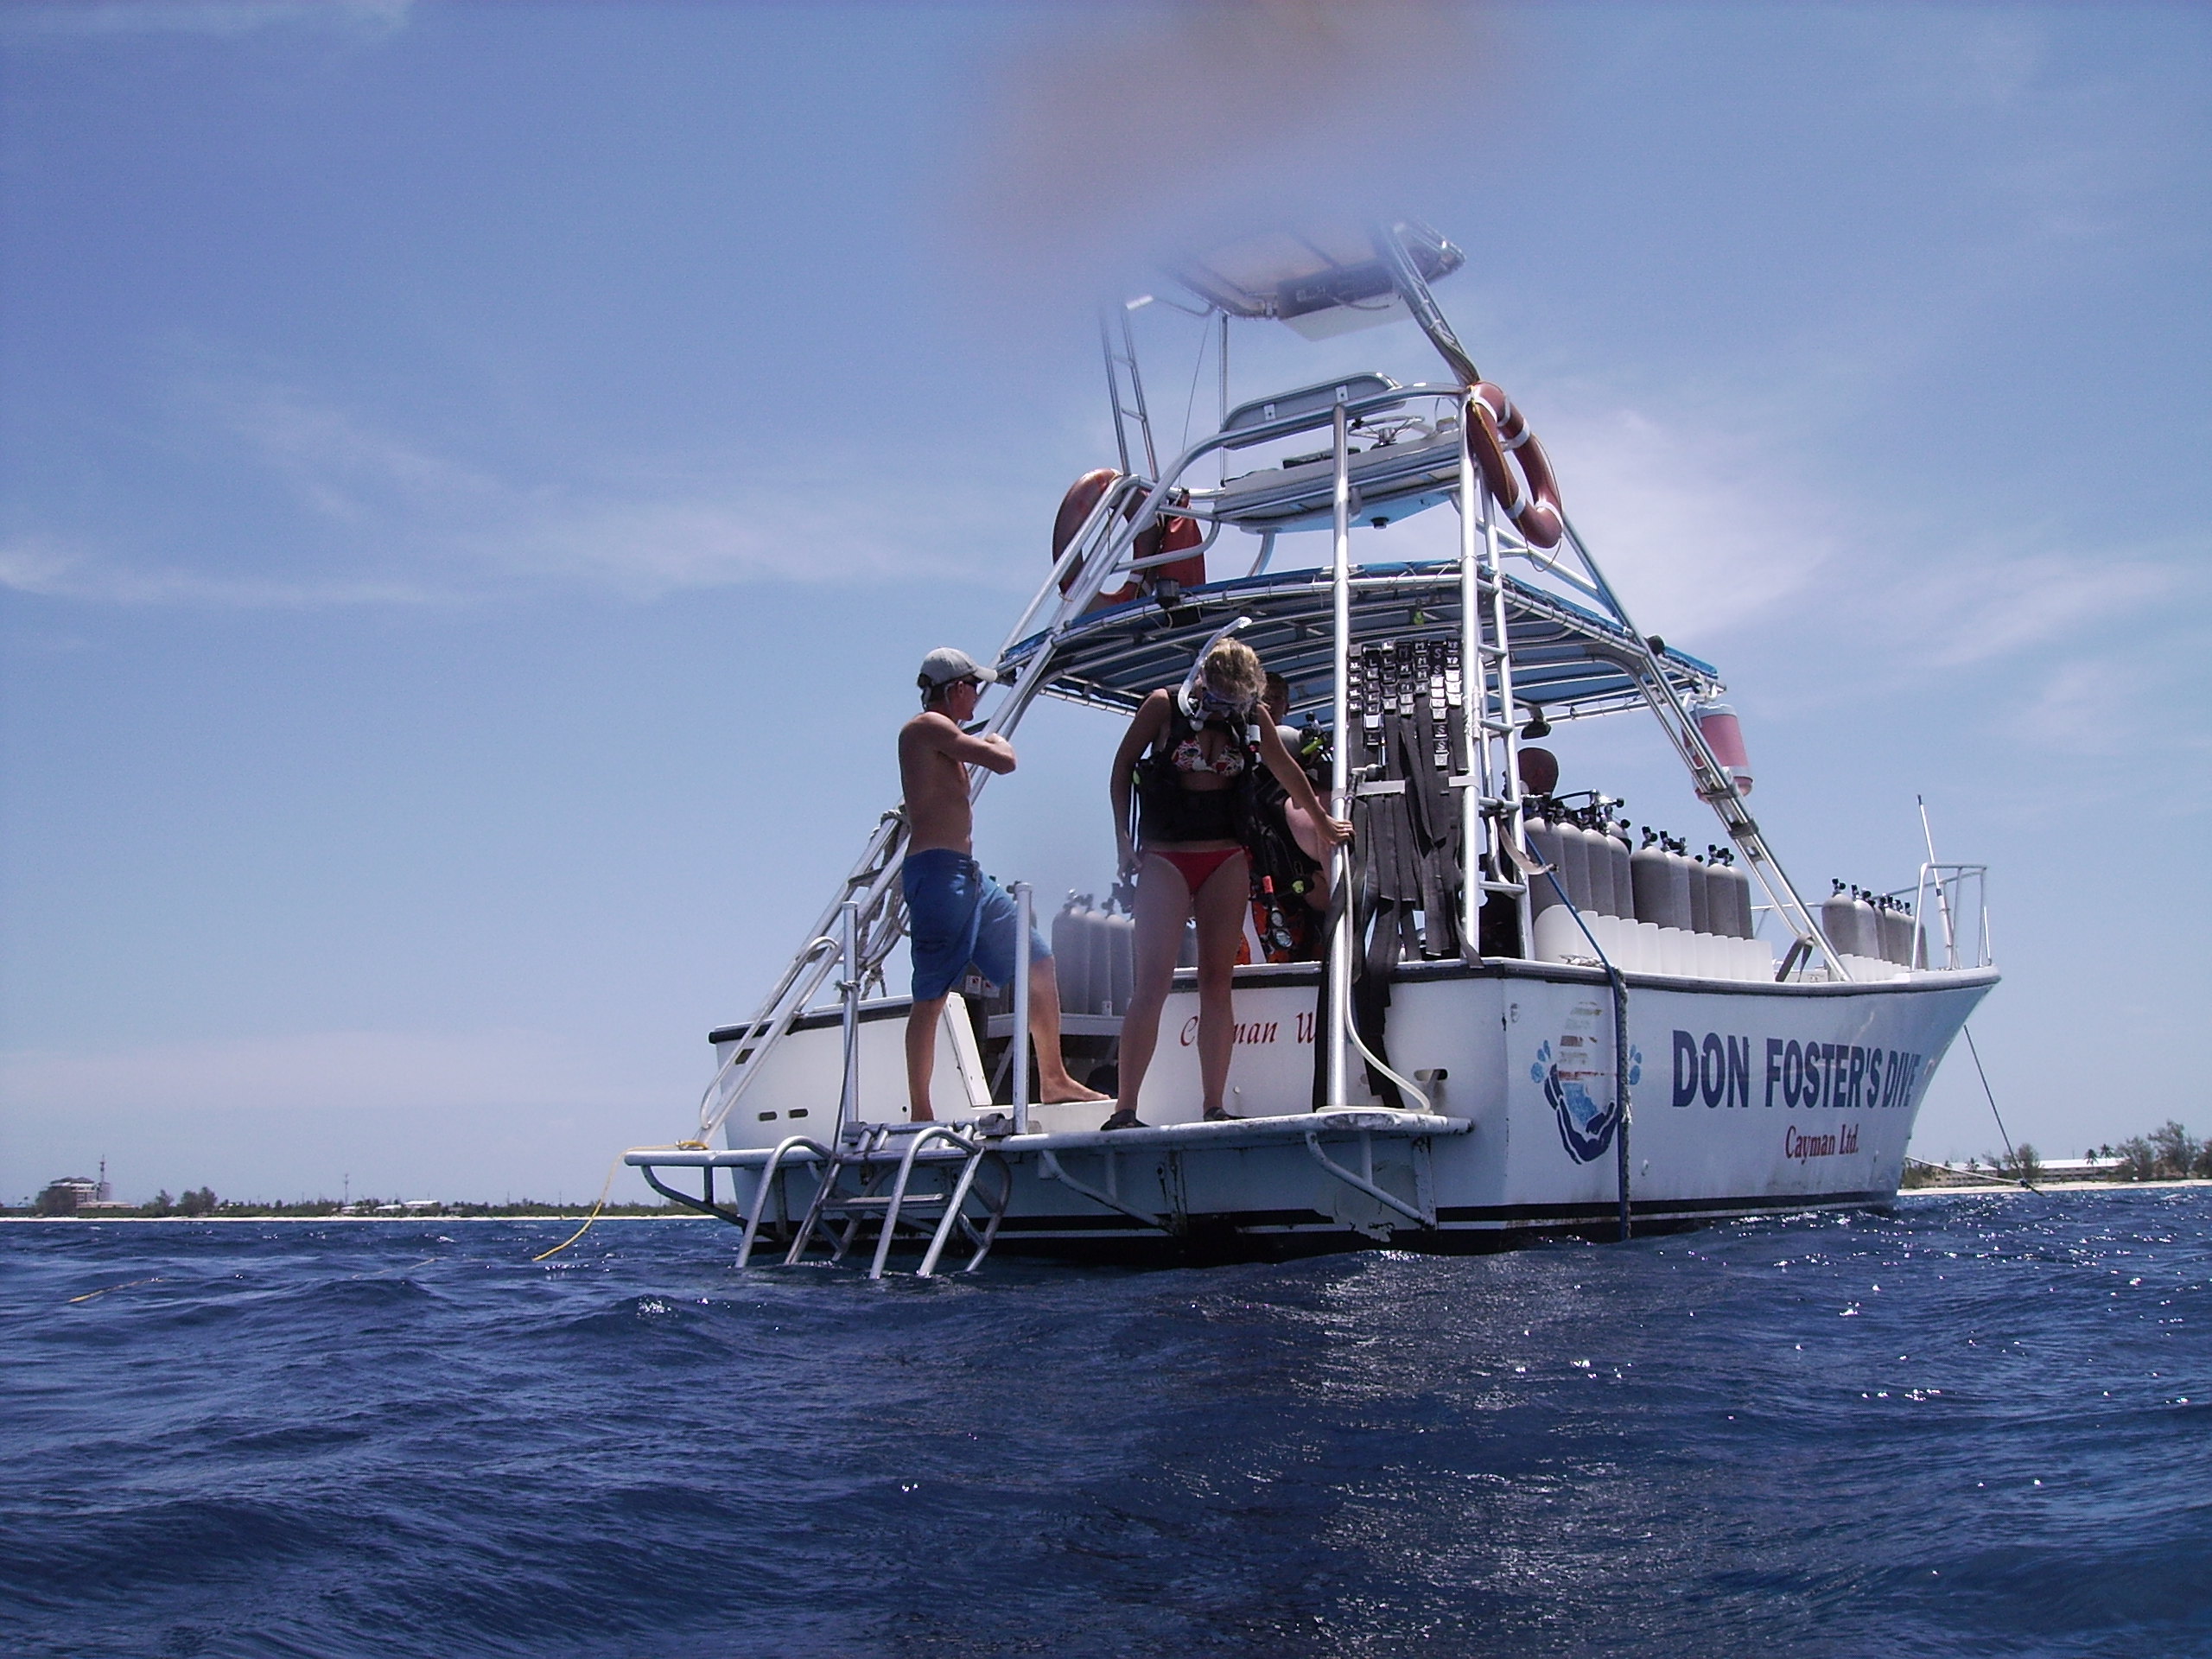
left=899, top=647, right=1107, bottom=1122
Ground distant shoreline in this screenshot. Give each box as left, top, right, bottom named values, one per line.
left=0, top=1213, right=715, bottom=1224
left=6, top=1179, right=2210, bottom=1224
left=1899, top=1177, right=2212, bottom=1195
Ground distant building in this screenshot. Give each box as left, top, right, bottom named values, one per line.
left=34, top=1161, right=135, bottom=1215
left=35, top=1173, right=135, bottom=1214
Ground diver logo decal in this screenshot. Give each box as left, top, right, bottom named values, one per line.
left=1531, top=999, right=1642, bottom=1164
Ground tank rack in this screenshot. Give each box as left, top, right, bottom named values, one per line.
left=1524, top=803, right=1774, bottom=980
left=1816, top=881, right=1927, bottom=982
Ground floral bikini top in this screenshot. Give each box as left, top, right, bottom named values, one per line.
left=1171, top=732, right=1247, bottom=777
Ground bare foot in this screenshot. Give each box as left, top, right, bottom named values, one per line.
left=910, top=1109, right=936, bottom=1123
left=1040, top=1081, right=1110, bottom=1104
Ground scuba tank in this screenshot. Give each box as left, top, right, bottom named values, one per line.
left=1877, top=899, right=1910, bottom=967
left=1707, top=849, right=1743, bottom=942
left=1850, top=887, right=1879, bottom=964
left=1866, top=902, right=1902, bottom=969
left=1052, top=893, right=1095, bottom=1015
left=1554, top=816, right=1592, bottom=914
left=1602, top=814, right=1637, bottom=967
left=1103, top=884, right=1135, bottom=1013
left=1630, top=828, right=1685, bottom=931
left=1664, top=836, right=1694, bottom=937
left=1525, top=814, right=1567, bottom=916
left=1821, top=881, right=1869, bottom=960
left=1604, top=817, right=1635, bottom=921
left=1575, top=817, right=1615, bottom=917
left=1686, top=851, right=1711, bottom=936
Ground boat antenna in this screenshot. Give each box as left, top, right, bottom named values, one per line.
left=1916, top=794, right=1958, bottom=966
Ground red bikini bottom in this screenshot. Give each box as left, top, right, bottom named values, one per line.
left=1148, top=847, right=1246, bottom=894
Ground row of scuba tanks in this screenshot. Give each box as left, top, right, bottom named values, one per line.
left=1050, top=891, right=1139, bottom=1017
left=1819, top=881, right=1923, bottom=980
left=1046, top=845, right=1927, bottom=1012
left=1524, top=804, right=1772, bottom=980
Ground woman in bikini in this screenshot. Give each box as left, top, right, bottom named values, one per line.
left=1102, top=639, right=1351, bottom=1129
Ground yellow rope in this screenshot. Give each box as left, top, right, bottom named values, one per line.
left=531, top=1157, right=624, bottom=1262
left=68, top=1276, right=161, bottom=1305
left=531, top=1139, right=716, bottom=1262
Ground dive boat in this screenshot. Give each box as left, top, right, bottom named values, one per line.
left=628, top=221, right=1997, bottom=1272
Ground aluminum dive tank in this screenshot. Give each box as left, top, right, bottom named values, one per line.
left=1663, top=844, right=1689, bottom=938
left=1721, top=855, right=1754, bottom=938
left=1850, top=888, right=1879, bottom=962
left=1577, top=823, right=1616, bottom=917
left=1686, top=853, right=1711, bottom=936
left=1605, top=823, right=1635, bottom=921
left=1821, top=884, right=1869, bottom=959
left=1705, top=855, right=1734, bottom=938
left=1878, top=900, right=1912, bottom=967
left=1555, top=819, right=1592, bottom=914
left=1524, top=817, right=1567, bottom=915
left=1630, top=836, right=1685, bottom=931
left=1051, top=893, right=1094, bottom=1015
left=1104, top=900, right=1135, bottom=1013
left=1694, top=701, right=1753, bottom=797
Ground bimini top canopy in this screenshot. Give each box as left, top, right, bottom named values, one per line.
left=1002, top=561, right=1721, bottom=722
left=1171, top=221, right=1465, bottom=341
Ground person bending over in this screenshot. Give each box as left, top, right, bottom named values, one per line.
left=1102, top=639, right=1350, bottom=1129
left=899, top=647, right=1106, bottom=1123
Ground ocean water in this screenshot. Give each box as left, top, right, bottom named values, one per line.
left=4, top=1188, right=2209, bottom=1659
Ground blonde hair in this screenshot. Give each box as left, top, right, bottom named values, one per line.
left=1200, top=639, right=1265, bottom=703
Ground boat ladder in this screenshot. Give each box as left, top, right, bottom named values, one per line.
left=750, top=1122, right=1012, bottom=1281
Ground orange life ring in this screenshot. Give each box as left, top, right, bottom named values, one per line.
left=1051, top=470, right=1205, bottom=603
left=1465, top=383, right=1564, bottom=550
left=1136, top=510, right=1206, bottom=591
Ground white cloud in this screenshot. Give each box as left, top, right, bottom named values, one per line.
left=9, top=372, right=1016, bottom=609
left=0, top=535, right=441, bottom=609
left=214, top=380, right=504, bottom=524
left=1506, top=400, right=1839, bottom=640
left=480, top=495, right=954, bottom=599
left=1907, top=543, right=2191, bottom=669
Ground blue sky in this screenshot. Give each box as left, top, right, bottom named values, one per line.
left=3, top=1, right=2207, bottom=1203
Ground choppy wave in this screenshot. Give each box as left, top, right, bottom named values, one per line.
left=4, top=1191, right=2209, bottom=1657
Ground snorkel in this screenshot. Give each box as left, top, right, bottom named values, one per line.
left=1176, top=615, right=1258, bottom=724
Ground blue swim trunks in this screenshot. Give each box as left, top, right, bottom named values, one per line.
left=903, top=849, right=1051, bottom=1001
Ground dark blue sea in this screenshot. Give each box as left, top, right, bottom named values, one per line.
left=6, top=1188, right=2209, bottom=1659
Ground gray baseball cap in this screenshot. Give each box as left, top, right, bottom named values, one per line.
left=917, top=646, right=999, bottom=690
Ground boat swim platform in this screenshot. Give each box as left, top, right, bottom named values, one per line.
left=623, top=1106, right=1899, bottom=1269
left=627, top=1108, right=1476, bottom=1270
left=631, top=1106, right=1470, bottom=1168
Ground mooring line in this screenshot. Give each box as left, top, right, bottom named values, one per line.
left=532, top=1157, right=625, bottom=1262
left=67, top=1276, right=161, bottom=1305
left=1961, top=1026, right=2032, bottom=1191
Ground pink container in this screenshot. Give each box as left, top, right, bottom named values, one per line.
left=1694, top=703, right=1752, bottom=796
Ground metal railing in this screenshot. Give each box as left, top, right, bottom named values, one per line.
left=1911, top=863, right=1993, bottom=970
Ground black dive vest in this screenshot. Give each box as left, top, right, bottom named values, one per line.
left=1135, top=705, right=1258, bottom=846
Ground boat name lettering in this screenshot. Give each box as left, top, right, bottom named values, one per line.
left=1669, top=1030, right=1926, bottom=1112
left=1180, top=1016, right=1298, bottom=1049
left=1784, top=1122, right=1859, bottom=1162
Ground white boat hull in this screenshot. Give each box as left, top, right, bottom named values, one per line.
left=690, top=960, right=1997, bottom=1262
